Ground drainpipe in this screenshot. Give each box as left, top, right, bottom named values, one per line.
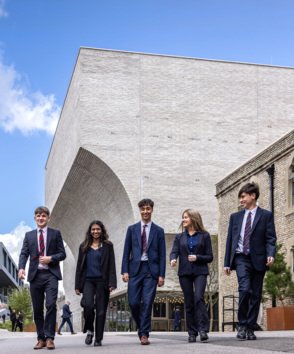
left=266, top=164, right=275, bottom=216
left=266, top=164, right=275, bottom=307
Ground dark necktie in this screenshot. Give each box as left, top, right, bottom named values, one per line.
left=39, top=229, right=45, bottom=256
left=243, top=212, right=252, bottom=255
left=141, top=225, right=148, bottom=254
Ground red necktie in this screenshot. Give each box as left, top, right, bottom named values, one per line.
left=141, top=225, right=148, bottom=254
left=243, top=212, right=252, bottom=255
left=39, top=229, right=45, bottom=256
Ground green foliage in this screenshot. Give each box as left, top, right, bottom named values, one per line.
left=264, top=243, right=294, bottom=305
left=8, top=287, right=32, bottom=320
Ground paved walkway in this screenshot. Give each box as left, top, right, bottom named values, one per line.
left=1, top=330, right=294, bottom=353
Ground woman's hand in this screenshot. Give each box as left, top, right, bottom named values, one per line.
left=188, top=254, right=197, bottom=262
left=75, top=289, right=81, bottom=295
left=170, top=259, right=177, bottom=267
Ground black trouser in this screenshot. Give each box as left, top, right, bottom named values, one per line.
left=30, top=270, right=58, bottom=340
left=83, top=279, right=109, bottom=341
left=179, top=275, right=209, bottom=336
left=234, top=254, right=265, bottom=328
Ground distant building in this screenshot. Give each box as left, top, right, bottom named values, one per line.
left=0, top=242, right=23, bottom=304
left=216, top=129, right=294, bottom=330
left=45, top=48, right=294, bottom=331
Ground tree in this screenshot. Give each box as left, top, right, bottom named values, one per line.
left=205, top=234, right=218, bottom=331
left=8, top=287, right=32, bottom=320
left=264, top=243, right=294, bottom=306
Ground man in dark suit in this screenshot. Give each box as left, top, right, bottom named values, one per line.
left=224, top=182, right=276, bottom=340
left=121, top=198, right=166, bottom=345
left=57, top=301, right=76, bottom=335
left=18, top=206, right=66, bottom=350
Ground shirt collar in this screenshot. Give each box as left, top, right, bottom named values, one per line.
left=141, top=221, right=152, bottom=228
left=245, top=206, right=258, bottom=216
left=37, top=226, right=48, bottom=233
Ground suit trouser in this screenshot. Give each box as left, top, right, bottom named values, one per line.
left=83, top=279, right=109, bottom=341
left=179, top=275, right=209, bottom=336
left=58, top=317, right=74, bottom=333
left=30, top=270, right=58, bottom=340
left=128, top=261, right=157, bottom=337
left=234, top=254, right=265, bottom=328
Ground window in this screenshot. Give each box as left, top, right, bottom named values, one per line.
left=153, top=302, right=166, bottom=318
left=3, top=249, right=7, bottom=268
left=290, top=168, right=294, bottom=207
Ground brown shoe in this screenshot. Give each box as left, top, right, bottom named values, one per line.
left=34, top=340, right=46, bottom=350
left=140, top=335, right=150, bottom=345
left=46, top=338, right=55, bottom=350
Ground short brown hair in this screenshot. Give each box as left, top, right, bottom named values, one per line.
left=138, top=198, right=154, bottom=208
left=238, top=182, right=260, bottom=200
left=34, top=206, right=50, bottom=216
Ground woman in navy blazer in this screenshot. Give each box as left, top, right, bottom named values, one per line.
left=170, top=209, right=213, bottom=343
left=75, top=220, right=117, bottom=347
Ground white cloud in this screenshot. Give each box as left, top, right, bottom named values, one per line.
left=0, top=222, right=32, bottom=265
left=0, top=0, right=8, bottom=17
left=0, top=56, right=60, bottom=135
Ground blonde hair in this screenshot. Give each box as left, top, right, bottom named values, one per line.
left=181, top=209, right=207, bottom=232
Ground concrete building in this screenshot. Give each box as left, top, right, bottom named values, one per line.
left=216, top=129, right=294, bottom=330
left=45, top=48, right=294, bottom=330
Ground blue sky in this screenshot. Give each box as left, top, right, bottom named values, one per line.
left=1, top=0, right=294, bottom=263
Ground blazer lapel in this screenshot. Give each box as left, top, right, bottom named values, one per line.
left=148, top=222, right=155, bottom=249
left=136, top=222, right=142, bottom=250
left=33, top=229, right=39, bottom=254
left=46, top=228, right=52, bottom=251
left=101, top=244, right=106, bottom=266
left=251, top=207, right=262, bottom=234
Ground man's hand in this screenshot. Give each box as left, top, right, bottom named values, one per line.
left=266, top=256, right=275, bottom=266
left=109, top=287, right=116, bottom=292
left=170, top=259, right=177, bottom=267
left=122, top=273, right=129, bottom=282
left=224, top=267, right=231, bottom=276
left=75, top=289, right=81, bottom=295
left=39, top=256, right=52, bottom=265
left=18, top=269, right=26, bottom=280
left=158, top=276, right=165, bottom=287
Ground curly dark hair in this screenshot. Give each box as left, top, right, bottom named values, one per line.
left=82, top=220, right=109, bottom=253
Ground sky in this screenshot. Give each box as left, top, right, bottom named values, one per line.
left=1, top=0, right=294, bottom=266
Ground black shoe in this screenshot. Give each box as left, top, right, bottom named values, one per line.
left=85, top=334, right=93, bottom=345
left=188, top=335, right=196, bottom=343
left=246, top=329, right=256, bottom=340
left=199, top=331, right=209, bottom=342
left=94, top=340, right=102, bottom=346
left=236, top=326, right=247, bottom=341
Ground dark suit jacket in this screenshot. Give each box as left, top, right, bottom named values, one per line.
left=224, top=207, right=277, bottom=271
left=170, top=231, right=213, bottom=276
left=121, top=221, right=166, bottom=279
left=62, top=304, right=72, bottom=319
left=75, top=241, right=117, bottom=293
left=18, top=228, right=66, bottom=282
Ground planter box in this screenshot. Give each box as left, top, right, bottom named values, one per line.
left=267, top=306, right=294, bottom=330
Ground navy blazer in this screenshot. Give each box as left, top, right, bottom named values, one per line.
left=224, top=207, right=277, bottom=272
left=18, top=228, right=66, bottom=282
left=121, top=221, right=166, bottom=279
left=75, top=241, right=117, bottom=293
left=170, top=231, right=213, bottom=276
left=62, top=303, right=72, bottom=319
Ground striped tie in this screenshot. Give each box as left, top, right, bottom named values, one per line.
left=243, top=212, right=252, bottom=255
left=141, top=225, right=148, bottom=254
left=39, top=229, right=45, bottom=256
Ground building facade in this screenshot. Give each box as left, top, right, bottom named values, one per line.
left=45, top=48, right=294, bottom=330
left=0, top=242, right=22, bottom=304
left=216, top=129, right=294, bottom=330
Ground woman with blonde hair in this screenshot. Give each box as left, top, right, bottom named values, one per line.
left=170, top=209, right=213, bottom=343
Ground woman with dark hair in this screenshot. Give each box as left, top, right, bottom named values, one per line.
left=170, top=209, right=213, bottom=343
left=75, top=220, right=117, bottom=347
